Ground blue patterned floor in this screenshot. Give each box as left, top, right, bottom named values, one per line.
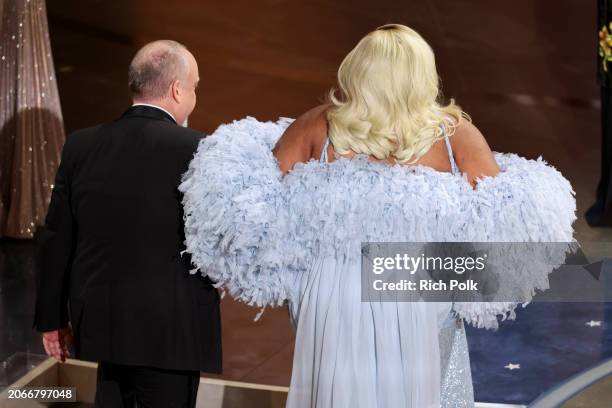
left=468, top=302, right=612, bottom=405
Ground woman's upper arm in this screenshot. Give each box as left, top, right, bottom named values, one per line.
left=451, top=119, right=500, bottom=186
left=273, top=120, right=312, bottom=175
left=272, top=105, right=328, bottom=175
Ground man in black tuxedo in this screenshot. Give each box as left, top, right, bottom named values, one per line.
left=34, top=40, right=221, bottom=408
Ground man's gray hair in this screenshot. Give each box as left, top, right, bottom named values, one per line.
left=128, top=40, right=189, bottom=99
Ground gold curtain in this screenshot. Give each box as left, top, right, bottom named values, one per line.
left=0, top=0, right=65, bottom=239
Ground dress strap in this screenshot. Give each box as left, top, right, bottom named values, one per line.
left=320, top=136, right=331, bottom=163
left=441, top=124, right=459, bottom=175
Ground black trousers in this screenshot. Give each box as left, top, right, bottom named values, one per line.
left=587, top=85, right=612, bottom=226
left=94, top=362, right=200, bottom=408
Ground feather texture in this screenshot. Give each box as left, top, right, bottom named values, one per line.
left=179, top=117, right=576, bottom=329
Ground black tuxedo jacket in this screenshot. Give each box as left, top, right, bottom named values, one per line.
left=34, top=105, right=222, bottom=373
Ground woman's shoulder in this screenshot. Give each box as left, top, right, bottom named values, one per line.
left=299, top=104, right=329, bottom=122
left=447, top=117, right=491, bottom=158
left=291, top=104, right=329, bottom=142
left=450, top=117, right=481, bottom=142
left=447, top=116, right=500, bottom=184
left=273, top=105, right=330, bottom=174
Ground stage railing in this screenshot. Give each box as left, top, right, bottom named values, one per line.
left=528, top=357, right=612, bottom=407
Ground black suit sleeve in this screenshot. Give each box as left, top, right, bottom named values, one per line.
left=33, top=137, right=76, bottom=332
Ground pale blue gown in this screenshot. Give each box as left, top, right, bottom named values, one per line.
left=285, top=135, right=473, bottom=408
left=179, top=117, right=576, bottom=408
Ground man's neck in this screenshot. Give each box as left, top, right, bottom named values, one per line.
left=132, top=101, right=177, bottom=123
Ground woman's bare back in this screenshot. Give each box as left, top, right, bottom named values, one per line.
left=274, top=105, right=500, bottom=186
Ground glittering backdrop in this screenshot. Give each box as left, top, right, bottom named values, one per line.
left=0, top=0, right=64, bottom=239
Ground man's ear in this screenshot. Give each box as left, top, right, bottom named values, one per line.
left=171, top=79, right=181, bottom=103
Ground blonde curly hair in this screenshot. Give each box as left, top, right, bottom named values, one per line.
left=326, top=24, right=470, bottom=163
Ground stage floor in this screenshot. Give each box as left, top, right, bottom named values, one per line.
left=2, top=0, right=611, bottom=405
left=1, top=239, right=612, bottom=405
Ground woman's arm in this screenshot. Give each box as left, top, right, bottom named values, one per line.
left=273, top=105, right=328, bottom=175
left=451, top=119, right=500, bottom=186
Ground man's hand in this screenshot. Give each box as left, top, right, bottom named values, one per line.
left=42, top=327, right=73, bottom=362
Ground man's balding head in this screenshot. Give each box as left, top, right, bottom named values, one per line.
left=128, top=40, right=199, bottom=126
left=128, top=40, right=189, bottom=99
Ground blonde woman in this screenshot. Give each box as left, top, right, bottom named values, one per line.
left=273, top=24, right=496, bottom=407
left=275, top=25, right=498, bottom=185
left=180, top=24, right=575, bottom=407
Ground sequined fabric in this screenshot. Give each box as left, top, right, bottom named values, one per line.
left=0, top=0, right=64, bottom=238
left=440, top=313, right=475, bottom=407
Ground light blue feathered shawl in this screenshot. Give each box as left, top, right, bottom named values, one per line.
left=179, top=117, right=576, bottom=329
